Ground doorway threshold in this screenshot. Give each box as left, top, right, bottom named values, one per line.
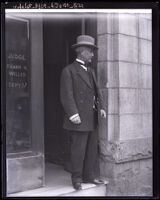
left=7, top=162, right=108, bottom=197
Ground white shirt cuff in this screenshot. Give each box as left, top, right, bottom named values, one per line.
left=69, top=113, right=79, bottom=120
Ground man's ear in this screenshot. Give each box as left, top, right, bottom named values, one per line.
left=80, top=51, right=85, bottom=58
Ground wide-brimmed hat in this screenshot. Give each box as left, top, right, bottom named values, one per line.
left=71, top=35, right=98, bottom=50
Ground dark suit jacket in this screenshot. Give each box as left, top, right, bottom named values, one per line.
left=60, top=60, right=105, bottom=131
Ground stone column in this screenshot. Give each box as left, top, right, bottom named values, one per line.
left=97, top=13, right=152, bottom=196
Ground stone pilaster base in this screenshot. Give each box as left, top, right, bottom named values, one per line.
left=99, top=138, right=152, bottom=196
left=7, top=152, right=44, bottom=194
left=100, top=157, right=152, bottom=196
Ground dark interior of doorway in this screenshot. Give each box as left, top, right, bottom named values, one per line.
left=43, top=16, right=82, bottom=169
left=43, top=14, right=97, bottom=172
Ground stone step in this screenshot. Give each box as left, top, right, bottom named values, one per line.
left=7, top=163, right=109, bottom=197
left=8, top=181, right=109, bottom=197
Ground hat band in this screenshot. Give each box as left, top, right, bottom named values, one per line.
left=75, top=41, right=95, bottom=46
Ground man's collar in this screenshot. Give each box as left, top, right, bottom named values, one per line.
left=76, top=58, right=87, bottom=71
left=76, top=58, right=85, bottom=65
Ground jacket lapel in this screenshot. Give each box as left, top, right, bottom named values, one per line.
left=88, top=67, right=98, bottom=88
left=74, top=61, right=92, bottom=88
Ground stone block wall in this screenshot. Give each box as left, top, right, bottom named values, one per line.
left=97, top=13, right=152, bottom=196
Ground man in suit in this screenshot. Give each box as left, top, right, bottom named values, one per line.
left=60, top=35, right=106, bottom=190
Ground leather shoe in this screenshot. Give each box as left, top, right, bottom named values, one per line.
left=83, top=178, right=105, bottom=185
left=72, top=182, right=82, bottom=190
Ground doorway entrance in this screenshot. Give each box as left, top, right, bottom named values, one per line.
left=43, top=14, right=97, bottom=170
left=5, top=12, right=98, bottom=194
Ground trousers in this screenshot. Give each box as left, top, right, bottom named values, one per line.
left=69, top=129, right=99, bottom=184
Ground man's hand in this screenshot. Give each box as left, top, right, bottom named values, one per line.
left=100, top=109, right=106, bottom=118
left=70, top=114, right=81, bottom=124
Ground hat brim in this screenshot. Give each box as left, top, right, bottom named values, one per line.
left=71, top=43, right=98, bottom=50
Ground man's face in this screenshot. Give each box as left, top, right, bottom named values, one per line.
left=81, top=47, right=94, bottom=63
